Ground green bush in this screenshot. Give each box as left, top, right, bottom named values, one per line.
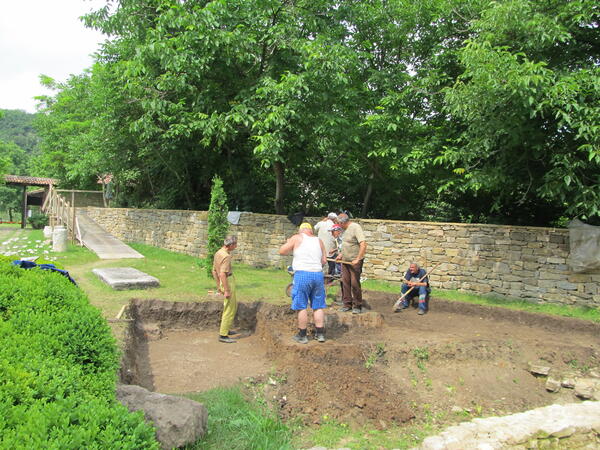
left=0, top=259, right=159, bottom=448
left=27, top=213, right=48, bottom=229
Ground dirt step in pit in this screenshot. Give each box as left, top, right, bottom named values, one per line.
left=119, top=292, right=600, bottom=429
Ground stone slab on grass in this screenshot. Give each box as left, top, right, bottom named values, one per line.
left=93, top=267, right=160, bottom=290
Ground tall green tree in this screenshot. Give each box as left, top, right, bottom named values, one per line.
left=35, top=74, right=103, bottom=189
left=441, top=0, right=600, bottom=224
left=32, top=0, right=600, bottom=226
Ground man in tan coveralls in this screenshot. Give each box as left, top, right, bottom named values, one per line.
left=212, top=236, right=239, bottom=343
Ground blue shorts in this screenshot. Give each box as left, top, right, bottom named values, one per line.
left=291, top=271, right=327, bottom=311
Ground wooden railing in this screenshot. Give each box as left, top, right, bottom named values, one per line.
left=42, top=186, right=104, bottom=244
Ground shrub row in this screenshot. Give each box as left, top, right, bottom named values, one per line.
left=0, top=258, right=158, bottom=449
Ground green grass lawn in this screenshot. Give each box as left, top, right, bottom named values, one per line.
left=51, top=242, right=294, bottom=318
left=187, top=387, right=294, bottom=450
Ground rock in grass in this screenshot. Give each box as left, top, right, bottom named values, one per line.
left=117, top=384, right=207, bottom=449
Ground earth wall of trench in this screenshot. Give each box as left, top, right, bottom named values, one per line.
left=117, top=299, right=415, bottom=426
left=86, top=207, right=600, bottom=307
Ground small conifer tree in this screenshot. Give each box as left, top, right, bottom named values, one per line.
left=206, top=175, right=229, bottom=276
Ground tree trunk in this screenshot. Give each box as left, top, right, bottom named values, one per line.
left=21, top=186, right=27, bottom=228
left=273, top=161, right=285, bottom=214
left=360, top=172, right=374, bottom=218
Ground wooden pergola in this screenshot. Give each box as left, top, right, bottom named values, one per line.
left=4, top=175, right=58, bottom=228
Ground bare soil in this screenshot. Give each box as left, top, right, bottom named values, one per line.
left=122, top=292, right=600, bottom=428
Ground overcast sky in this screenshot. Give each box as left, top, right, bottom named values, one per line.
left=0, top=0, right=107, bottom=113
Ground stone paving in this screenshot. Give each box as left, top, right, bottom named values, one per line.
left=77, top=212, right=144, bottom=259
left=92, top=267, right=159, bottom=290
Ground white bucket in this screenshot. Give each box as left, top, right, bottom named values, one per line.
left=43, top=225, right=53, bottom=238
left=52, top=226, right=68, bottom=252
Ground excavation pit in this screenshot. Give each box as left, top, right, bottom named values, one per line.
left=119, top=292, right=600, bottom=429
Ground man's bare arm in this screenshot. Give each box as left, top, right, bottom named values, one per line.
left=351, top=241, right=367, bottom=265
left=318, top=239, right=327, bottom=266
left=279, top=234, right=299, bottom=255
left=212, top=269, right=221, bottom=292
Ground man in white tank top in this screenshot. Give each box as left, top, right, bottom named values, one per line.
left=279, top=222, right=327, bottom=343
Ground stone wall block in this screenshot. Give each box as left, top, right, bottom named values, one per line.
left=557, top=281, right=578, bottom=291
left=539, top=272, right=565, bottom=281
left=547, top=256, right=566, bottom=264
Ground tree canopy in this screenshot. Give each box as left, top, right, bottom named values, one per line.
left=0, top=109, right=40, bottom=154
left=0, top=109, right=39, bottom=221
left=32, top=0, right=600, bottom=226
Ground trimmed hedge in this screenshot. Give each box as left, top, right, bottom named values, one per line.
left=0, top=259, right=159, bottom=448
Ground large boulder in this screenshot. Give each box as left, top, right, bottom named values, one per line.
left=117, top=384, right=208, bottom=449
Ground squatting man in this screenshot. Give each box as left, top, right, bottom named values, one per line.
left=396, top=262, right=430, bottom=315
left=278, top=223, right=328, bottom=344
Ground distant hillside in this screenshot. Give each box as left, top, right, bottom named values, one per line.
left=0, top=109, right=39, bottom=154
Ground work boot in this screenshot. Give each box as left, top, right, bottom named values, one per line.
left=293, top=334, right=308, bottom=344
left=314, top=327, right=326, bottom=343
left=218, top=335, right=236, bottom=343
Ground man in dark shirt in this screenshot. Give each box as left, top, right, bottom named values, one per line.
left=396, top=262, right=430, bottom=315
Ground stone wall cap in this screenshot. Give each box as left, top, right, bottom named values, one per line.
left=86, top=206, right=567, bottom=233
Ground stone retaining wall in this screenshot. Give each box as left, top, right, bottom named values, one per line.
left=85, top=207, right=600, bottom=307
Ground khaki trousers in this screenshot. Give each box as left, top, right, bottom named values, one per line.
left=219, top=276, right=237, bottom=336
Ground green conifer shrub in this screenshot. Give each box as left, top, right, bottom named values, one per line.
left=206, top=175, right=229, bottom=276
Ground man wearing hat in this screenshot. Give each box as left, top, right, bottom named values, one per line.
left=278, top=223, right=328, bottom=343
left=328, top=224, right=344, bottom=276
left=314, top=212, right=338, bottom=276
left=212, top=235, right=240, bottom=343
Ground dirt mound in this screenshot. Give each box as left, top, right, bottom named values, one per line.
left=254, top=311, right=414, bottom=425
